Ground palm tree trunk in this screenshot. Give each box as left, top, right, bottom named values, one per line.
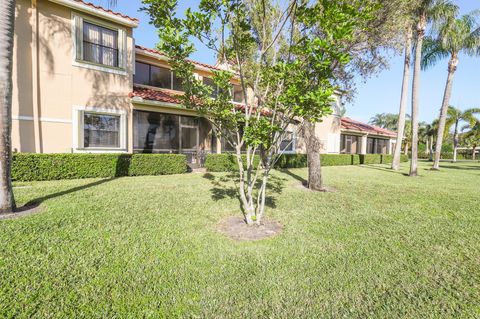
left=304, top=121, right=324, bottom=191
left=425, top=138, right=429, bottom=156
left=392, top=26, right=412, bottom=170
left=433, top=54, right=458, bottom=170
left=409, top=18, right=426, bottom=177
left=0, top=0, right=17, bottom=214
left=473, top=145, right=476, bottom=161
left=429, top=135, right=434, bottom=161
left=452, top=120, right=459, bottom=162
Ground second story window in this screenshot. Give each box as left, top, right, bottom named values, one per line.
left=73, top=14, right=127, bottom=74
left=134, top=62, right=175, bottom=90
left=233, top=84, right=245, bottom=103
left=83, top=22, right=119, bottom=67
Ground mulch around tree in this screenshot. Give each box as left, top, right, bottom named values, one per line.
left=0, top=205, right=42, bottom=220
left=217, top=216, right=283, bottom=242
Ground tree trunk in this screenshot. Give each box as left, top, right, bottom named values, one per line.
left=234, top=148, right=254, bottom=225
left=304, top=121, right=324, bottom=191
left=428, top=135, right=434, bottom=161
left=452, top=120, right=459, bottom=162
left=404, top=142, right=408, bottom=155
left=473, top=146, right=476, bottom=161
left=392, top=26, right=412, bottom=170
left=409, top=17, right=425, bottom=177
left=0, top=0, right=17, bottom=214
left=433, top=54, right=458, bottom=170
left=425, top=138, right=429, bottom=156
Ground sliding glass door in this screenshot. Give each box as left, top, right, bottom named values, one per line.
left=133, top=110, right=200, bottom=162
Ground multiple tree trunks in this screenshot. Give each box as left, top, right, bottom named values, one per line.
left=0, top=0, right=17, bottom=214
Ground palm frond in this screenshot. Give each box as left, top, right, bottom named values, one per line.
left=421, top=36, right=448, bottom=70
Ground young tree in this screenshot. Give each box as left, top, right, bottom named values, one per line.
left=141, top=0, right=379, bottom=224
left=0, top=0, right=17, bottom=214
left=420, top=11, right=480, bottom=169
left=409, top=0, right=458, bottom=176
left=445, top=106, right=480, bottom=162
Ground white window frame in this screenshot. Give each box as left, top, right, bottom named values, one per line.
left=72, top=12, right=128, bottom=75
left=72, top=106, right=128, bottom=153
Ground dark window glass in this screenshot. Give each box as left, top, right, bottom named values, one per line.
left=172, top=72, right=184, bottom=91
left=83, top=22, right=118, bottom=67
left=203, top=77, right=217, bottom=98
left=150, top=65, right=171, bottom=89
left=133, top=110, right=201, bottom=153
left=367, top=137, right=375, bottom=154
left=134, top=62, right=150, bottom=85
left=84, top=113, right=120, bottom=148
left=233, top=85, right=244, bottom=103
left=280, top=132, right=295, bottom=152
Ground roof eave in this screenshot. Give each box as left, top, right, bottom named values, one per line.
left=48, top=0, right=139, bottom=28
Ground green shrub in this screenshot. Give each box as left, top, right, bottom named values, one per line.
left=12, top=153, right=187, bottom=181
left=321, top=154, right=360, bottom=166
left=275, top=154, right=308, bottom=168
left=400, top=154, right=409, bottom=163
left=359, top=154, right=382, bottom=165
left=204, top=153, right=261, bottom=172
left=128, top=154, right=187, bottom=176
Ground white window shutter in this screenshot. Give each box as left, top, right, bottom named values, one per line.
left=73, top=15, right=83, bottom=61
left=118, top=29, right=127, bottom=69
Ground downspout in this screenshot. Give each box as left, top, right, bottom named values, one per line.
left=31, top=0, right=42, bottom=152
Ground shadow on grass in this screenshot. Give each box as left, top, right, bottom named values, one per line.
left=436, top=165, right=480, bottom=171
left=23, top=178, right=116, bottom=208
left=280, top=169, right=307, bottom=185
left=357, top=164, right=409, bottom=176
left=203, top=172, right=286, bottom=210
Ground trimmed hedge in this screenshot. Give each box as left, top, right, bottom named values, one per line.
left=12, top=153, right=187, bottom=181
left=205, top=153, right=408, bottom=172
left=203, top=153, right=261, bottom=172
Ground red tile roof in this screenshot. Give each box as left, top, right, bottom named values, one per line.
left=72, top=0, right=139, bottom=23
left=341, top=117, right=397, bottom=137
left=135, top=45, right=222, bottom=71
left=129, top=86, right=182, bottom=104
left=129, top=86, right=271, bottom=115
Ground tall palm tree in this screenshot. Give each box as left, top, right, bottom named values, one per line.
left=445, top=106, right=480, bottom=161
left=421, top=11, right=480, bottom=169
left=409, top=0, right=458, bottom=176
left=424, top=120, right=438, bottom=160
left=392, top=25, right=413, bottom=170
left=0, top=0, right=17, bottom=214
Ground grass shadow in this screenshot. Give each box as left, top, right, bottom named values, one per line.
left=23, top=178, right=116, bottom=208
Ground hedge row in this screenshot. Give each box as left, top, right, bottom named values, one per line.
left=12, top=153, right=187, bottom=181
left=204, top=153, right=409, bottom=172
left=417, top=152, right=476, bottom=160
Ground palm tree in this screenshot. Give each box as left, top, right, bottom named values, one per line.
left=423, top=120, right=438, bottom=160
left=409, top=0, right=458, bottom=176
left=369, top=113, right=399, bottom=131
left=392, top=25, right=413, bottom=170
left=462, top=120, right=480, bottom=160
left=421, top=11, right=480, bottom=169
left=445, top=106, right=480, bottom=162
left=0, top=0, right=17, bottom=214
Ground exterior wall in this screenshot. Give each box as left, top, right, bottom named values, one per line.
left=12, top=0, right=135, bottom=153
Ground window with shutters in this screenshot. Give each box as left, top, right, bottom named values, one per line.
left=72, top=13, right=127, bottom=75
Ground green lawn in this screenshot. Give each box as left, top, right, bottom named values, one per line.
left=1, top=160, right=479, bottom=318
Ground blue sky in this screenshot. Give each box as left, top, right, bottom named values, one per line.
left=98, top=0, right=479, bottom=124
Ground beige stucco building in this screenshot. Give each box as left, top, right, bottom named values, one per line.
left=12, top=0, right=397, bottom=165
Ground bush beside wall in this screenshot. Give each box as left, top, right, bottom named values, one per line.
left=12, top=153, right=187, bottom=181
